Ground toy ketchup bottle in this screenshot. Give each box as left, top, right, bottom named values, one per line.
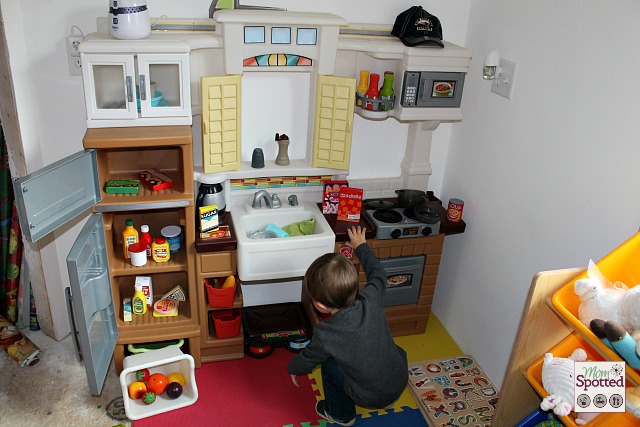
left=139, top=224, right=153, bottom=257
left=132, top=282, right=147, bottom=315
left=356, top=70, right=370, bottom=107
left=365, top=73, right=380, bottom=110
left=122, top=219, right=138, bottom=259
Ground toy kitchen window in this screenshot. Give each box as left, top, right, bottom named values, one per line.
left=243, top=26, right=317, bottom=46
left=379, top=255, right=425, bottom=307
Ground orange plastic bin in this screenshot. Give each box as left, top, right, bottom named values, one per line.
left=552, top=231, right=640, bottom=386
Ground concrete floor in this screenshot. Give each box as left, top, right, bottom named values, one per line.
left=0, top=328, right=131, bottom=427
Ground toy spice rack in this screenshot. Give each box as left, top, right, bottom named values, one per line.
left=355, top=70, right=396, bottom=120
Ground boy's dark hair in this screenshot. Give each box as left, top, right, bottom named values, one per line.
left=304, top=252, right=359, bottom=309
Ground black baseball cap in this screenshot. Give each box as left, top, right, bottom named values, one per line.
left=391, top=6, right=444, bottom=48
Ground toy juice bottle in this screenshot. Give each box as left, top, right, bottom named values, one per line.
left=139, top=224, right=153, bottom=257
left=379, top=71, right=395, bottom=111
left=365, top=73, right=380, bottom=110
left=132, top=282, right=147, bottom=315
left=152, top=237, right=170, bottom=263
left=122, top=219, right=139, bottom=259
left=356, top=70, right=370, bottom=107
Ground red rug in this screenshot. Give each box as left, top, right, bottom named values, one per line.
left=133, top=348, right=321, bottom=427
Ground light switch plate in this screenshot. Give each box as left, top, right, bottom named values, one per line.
left=491, top=58, right=517, bottom=99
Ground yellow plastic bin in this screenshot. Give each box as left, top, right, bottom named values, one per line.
left=552, top=231, right=640, bottom=385
left=119, top=346, right=198, bottom=420
left=526, top=332, right=637, bottom=427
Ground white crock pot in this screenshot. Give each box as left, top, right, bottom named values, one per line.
left=108, top=0, right=151, bottom=40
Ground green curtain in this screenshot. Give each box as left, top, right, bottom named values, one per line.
left=0, top=126, right=23, bottom=323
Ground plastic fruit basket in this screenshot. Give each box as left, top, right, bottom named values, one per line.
left=119, top=346, right=198, bottom=420
left=526, top=332, right=638, bottom=426
left=551, top=231, right=640, bottom=386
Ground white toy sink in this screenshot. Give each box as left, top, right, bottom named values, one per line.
left=231, top=200, right=335, bottom=281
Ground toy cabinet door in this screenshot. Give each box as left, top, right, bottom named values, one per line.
left=12, top=149, right=100, bottom=243
left=66, top=213, right=118, bottom=396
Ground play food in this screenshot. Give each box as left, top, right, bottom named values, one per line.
left=128, top=381, right=147, bottom=399
left=147, top=373, right=169, bottom=395
left=165, top=382, right=183, bottom=399
left=135, top=368, right=150, bottom=382
left=221, top=275, right=236, bottom=289
left=142, top=392, right=156, bottom=405
left=167, top=372, right=185, bottom=386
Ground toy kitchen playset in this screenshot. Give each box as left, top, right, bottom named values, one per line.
left=12, top=7, right=470, bottom=397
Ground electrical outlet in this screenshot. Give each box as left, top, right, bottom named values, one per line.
left=491, top=58, right=517, bottom=100
left=66, top=35, right=83, bottom=76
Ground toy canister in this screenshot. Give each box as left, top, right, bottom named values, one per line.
left=161, top=225, right=182, bottom=254
left=446, top=198, right=464, bottom=222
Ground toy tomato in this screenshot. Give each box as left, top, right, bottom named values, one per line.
left=128, top=381, right=147, bottom=399
left=146, top=373, right=169, bottom=395
left=135, top=368, right=150, bottom=382
left=142, top=392, right=156, bottom=405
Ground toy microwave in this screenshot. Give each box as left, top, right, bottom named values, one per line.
left=400, top=71, right=465, bottom=108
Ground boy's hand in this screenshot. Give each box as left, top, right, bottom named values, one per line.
left=345, top=226, right=367, bottom=249
left=290, top=374, right=300, bottom=387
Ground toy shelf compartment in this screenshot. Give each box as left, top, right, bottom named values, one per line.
left=84, top=126, right=194, bottom=209
left=551, top=231, right=640, bottom=387
left=526, top=332, right=638, bottom=427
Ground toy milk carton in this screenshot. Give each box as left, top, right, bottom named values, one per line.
left=135, top=276, right=153, bottom=309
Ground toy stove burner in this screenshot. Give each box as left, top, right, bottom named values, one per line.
left=366, top=208, right=440, bottom=239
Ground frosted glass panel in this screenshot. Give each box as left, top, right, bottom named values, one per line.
left=244, top=26, right=265, bottom=43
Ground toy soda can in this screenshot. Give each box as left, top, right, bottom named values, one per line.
left=447, top=198, right=464, bottom=222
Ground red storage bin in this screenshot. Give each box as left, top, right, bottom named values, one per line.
left=211, top=309, right=242, bottom=339
left=205, top=278, right=236, bottom=308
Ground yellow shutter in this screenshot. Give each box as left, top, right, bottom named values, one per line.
left=312, top=75, right=356, bottom=170
left=201, top=75, right=242, bottom=173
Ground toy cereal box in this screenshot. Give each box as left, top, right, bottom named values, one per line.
left=337, top=187, right=363, bottom=222
left=322, top=180, right=348, bottom=214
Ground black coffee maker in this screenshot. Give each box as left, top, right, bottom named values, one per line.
left=196, top=183, right=226, bottom=214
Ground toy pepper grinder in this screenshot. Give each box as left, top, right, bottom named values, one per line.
left=275, top=133, right=290, bottom=166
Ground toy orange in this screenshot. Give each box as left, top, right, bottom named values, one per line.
left=146, top=373, right=169, bottom=395
left=128, top=381, right=147, bottom=399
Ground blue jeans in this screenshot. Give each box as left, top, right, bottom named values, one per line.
left=321, top=358, right=356, bottom=421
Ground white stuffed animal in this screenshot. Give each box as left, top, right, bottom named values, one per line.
left=540, top=348, right=598, bottom=425
left=573, top=259, right=640, bottom=334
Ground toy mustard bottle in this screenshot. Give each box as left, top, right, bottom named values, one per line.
left=122, top=219, right=139, bottom=259
left=356, top=70, right=370, bottom=107
left=132, top=282, right=147, bottom=315
left=139, top=224, right=153, bottom=257
left=152, top=237, right=170, bottom=263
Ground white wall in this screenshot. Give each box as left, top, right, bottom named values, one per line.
left=1, top=0, right=470, bottom=338
left=434, top=0, right=640, bottom=386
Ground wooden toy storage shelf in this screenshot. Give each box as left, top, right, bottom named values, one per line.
left=493, top=268, right=640, bottom=426
left=83, top=126, right=200, bottom=374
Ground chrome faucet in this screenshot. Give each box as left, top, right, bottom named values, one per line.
left=251, top=190, right=282, bottom=209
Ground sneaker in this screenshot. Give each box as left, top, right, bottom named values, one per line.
left=315, top=400, right=356, bottom=426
